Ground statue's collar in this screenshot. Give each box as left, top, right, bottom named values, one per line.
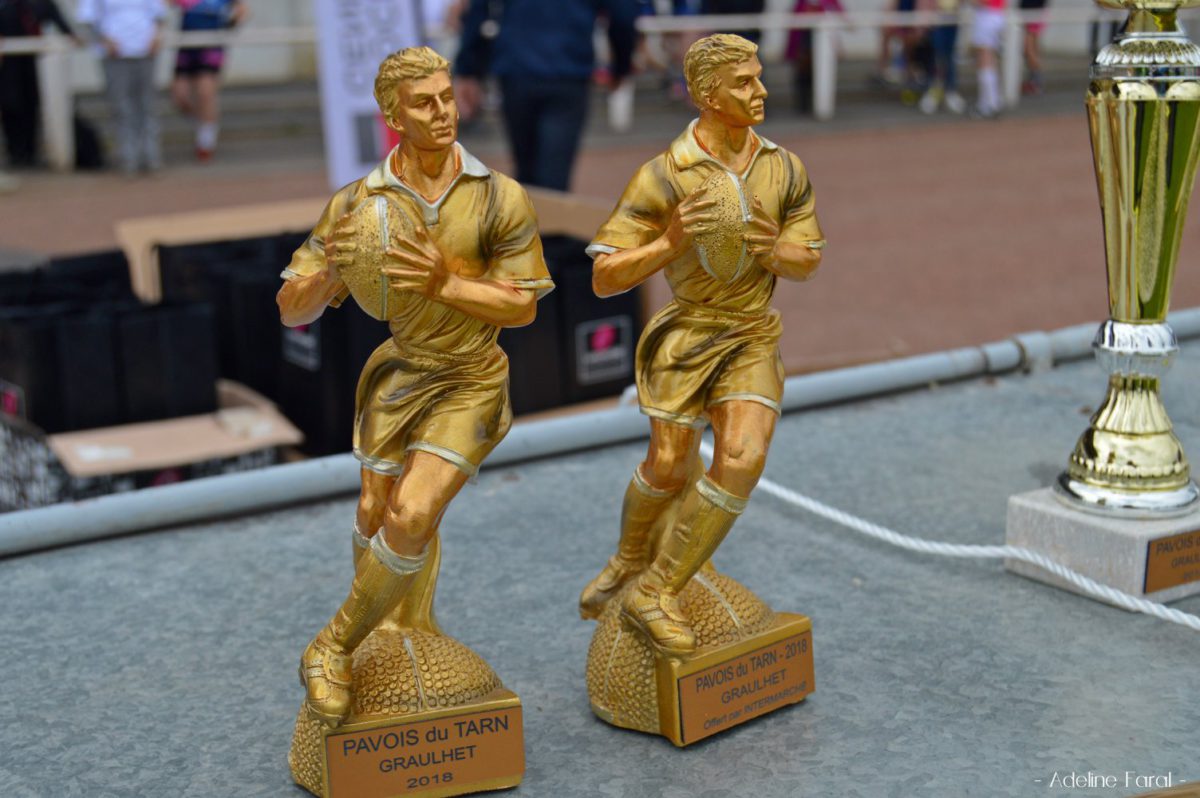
left=668, top=119, right=776, bottom=176
left=365, top=143, right=489, bottom=225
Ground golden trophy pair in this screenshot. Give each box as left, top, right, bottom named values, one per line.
left=279, top=35, right=820, bottom=798
left=277, top=2, right=1200, bottom=792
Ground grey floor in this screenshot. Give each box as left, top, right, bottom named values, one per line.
left=2, top=345, right=1199, bottom=798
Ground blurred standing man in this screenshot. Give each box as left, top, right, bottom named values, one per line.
left=0, top=0, right=77, bottom=167
left=455, top=0, right=637, bottom=191
left=580, top=34, right=825, bottom=654
left=77, top=0, right=167, bottom=174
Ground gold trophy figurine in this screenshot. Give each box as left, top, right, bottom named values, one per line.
left=277, top=47, right=552, bottom=797
left=580, top=34, right=820, bottom=746
left=1058, top=0, right=1200, bottom=514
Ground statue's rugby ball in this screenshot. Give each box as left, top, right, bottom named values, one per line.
left=338, top=194, right=416, bottom=321
left=693, top=170, right=752, bottom=284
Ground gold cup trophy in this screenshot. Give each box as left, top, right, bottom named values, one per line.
left=1008, top=1, right=1200, bottom=603
left=579, top=34, right=820, bottom=746
left=277, top=47, right=552, bottom=797
left=1058, top=0, right=1200, bottom=515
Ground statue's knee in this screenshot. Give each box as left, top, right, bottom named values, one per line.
left=383, top=501, right=438, bottom=548
left=357, top=492, right=388, bottom=530
left=715, top=441, right=767, bottom=492
left=642, top=451, right=690, bottom=492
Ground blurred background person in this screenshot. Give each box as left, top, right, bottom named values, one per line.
left=169, top=0, right=246, bottom=162
left=971, top=0, right=1004, bottom=117
left=702, top=0, right=764, bottom=44
left=874, top=0, right=913, bottom=87
left=0, top=0, right=77, bottom=168
left=456, top=0, right=637, bottom=192
left=1020, top=0, right=1047, bottom=95
left=77, top=0, right=167, bottom=174
left=917, top=0, right=964, bottom=114
left=786, top=0, right=843, bottom=115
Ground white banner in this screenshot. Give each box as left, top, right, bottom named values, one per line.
left=312, top=0, right=425, bottom=190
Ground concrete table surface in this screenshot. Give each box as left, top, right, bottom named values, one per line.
left=2, top=346, right=1198, bottom=798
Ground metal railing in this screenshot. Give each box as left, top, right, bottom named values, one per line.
left=0, top=9, right=1135, bottom=172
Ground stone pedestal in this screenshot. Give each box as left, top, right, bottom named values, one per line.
left=1005, top=488, right=1200, bottom=606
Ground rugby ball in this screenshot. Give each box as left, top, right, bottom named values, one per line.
left=692, top=170, right=752, bottom=283
left=338, top=193, right=416, bottom=320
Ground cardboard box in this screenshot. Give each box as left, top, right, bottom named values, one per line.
left=0, top=380, right=302, bottom=512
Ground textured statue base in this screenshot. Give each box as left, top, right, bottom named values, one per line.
left=289, top=629, right=524, bottom=798
left=586, top=570, right=814, bottom=747
left=1006, top=488, right=1200, bottom=605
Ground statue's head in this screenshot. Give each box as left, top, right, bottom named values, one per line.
left=375, top=46, right=456, bottom=150
left=684, top=34, right=766, bottom=128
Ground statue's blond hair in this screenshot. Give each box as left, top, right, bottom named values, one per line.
left=374, top=47, right=451, bottom=121
left=683, top=34, right=759, bottom=108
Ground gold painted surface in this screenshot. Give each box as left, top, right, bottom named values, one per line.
left=583, top=35, right=818, bottom=740
left=1065, top=2, right=1200, bottom=502
left=289, top=630, right=507, bottom=797
left=282, top=48, right=538, bottom=796
left=1087, top=80, right=1200, bottom=322
left=585, top=570, right=777, bottom=738
left=1068, top=376, right=1191, bottom=490
left=692, top=170, right=751, bottom=283
left=340, top=195, right=416, bottom=321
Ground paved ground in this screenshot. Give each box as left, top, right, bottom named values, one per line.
left=6, top=58, right=1200, bottom=373
left=1, top=337, right=1197, bottom=798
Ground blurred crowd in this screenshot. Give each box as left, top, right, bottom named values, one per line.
left=0, top=0, right=1066, bottom=184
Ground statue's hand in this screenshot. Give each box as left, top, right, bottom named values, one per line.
left=743, top=195, right=781, bottom=265
left=384, top=226, right=450, bottom=299
left=324, top=213, right=359, bottom=273
left=663, top=187, right=717, bottom=256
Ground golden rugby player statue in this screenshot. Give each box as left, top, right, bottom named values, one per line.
left=581, top=34, right=822, bottom=743
left=278, top=46, right=549, bottom=794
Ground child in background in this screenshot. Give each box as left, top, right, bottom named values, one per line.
left=971, top=0, right=1005, bottom=117
left=170, top=0, right=246, bottom=161
left=1020, top=0, right=1048, bottom=94
left=917, top=0, right=965, bottom=114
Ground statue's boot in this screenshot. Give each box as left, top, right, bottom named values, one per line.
left=300, top=533, right=427, bottom=726
left=621, top=476, right=747, bottom=657
left=579, top=467, right=679, bottom=619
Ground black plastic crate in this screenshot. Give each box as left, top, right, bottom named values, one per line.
left=544, top=235, right=642, bottom=406
left=118, top=303, right=218, bottom=424
left=0, top=303, right=73, bottom=433
left=43, top=250, right=133, bottom=303
left=54, top=308, right=124, bottom=432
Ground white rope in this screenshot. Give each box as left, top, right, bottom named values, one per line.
left=697, top=442, right=1200, bottom=633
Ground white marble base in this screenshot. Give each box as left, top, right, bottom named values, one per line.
left=1005, top=488, right=1200, bottom=607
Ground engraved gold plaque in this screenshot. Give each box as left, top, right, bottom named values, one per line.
left=1145, top=529, right=1200, bottom=592
left=658, top=614, right=813, bottom=747
left=340, top=194, right=416, bottom=321
left=320, top=690, right=523, bottom=798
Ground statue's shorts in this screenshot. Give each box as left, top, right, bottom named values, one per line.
left=635, top=300, right=784, bottom=429
left=353, top=339, right=512, bottom=477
